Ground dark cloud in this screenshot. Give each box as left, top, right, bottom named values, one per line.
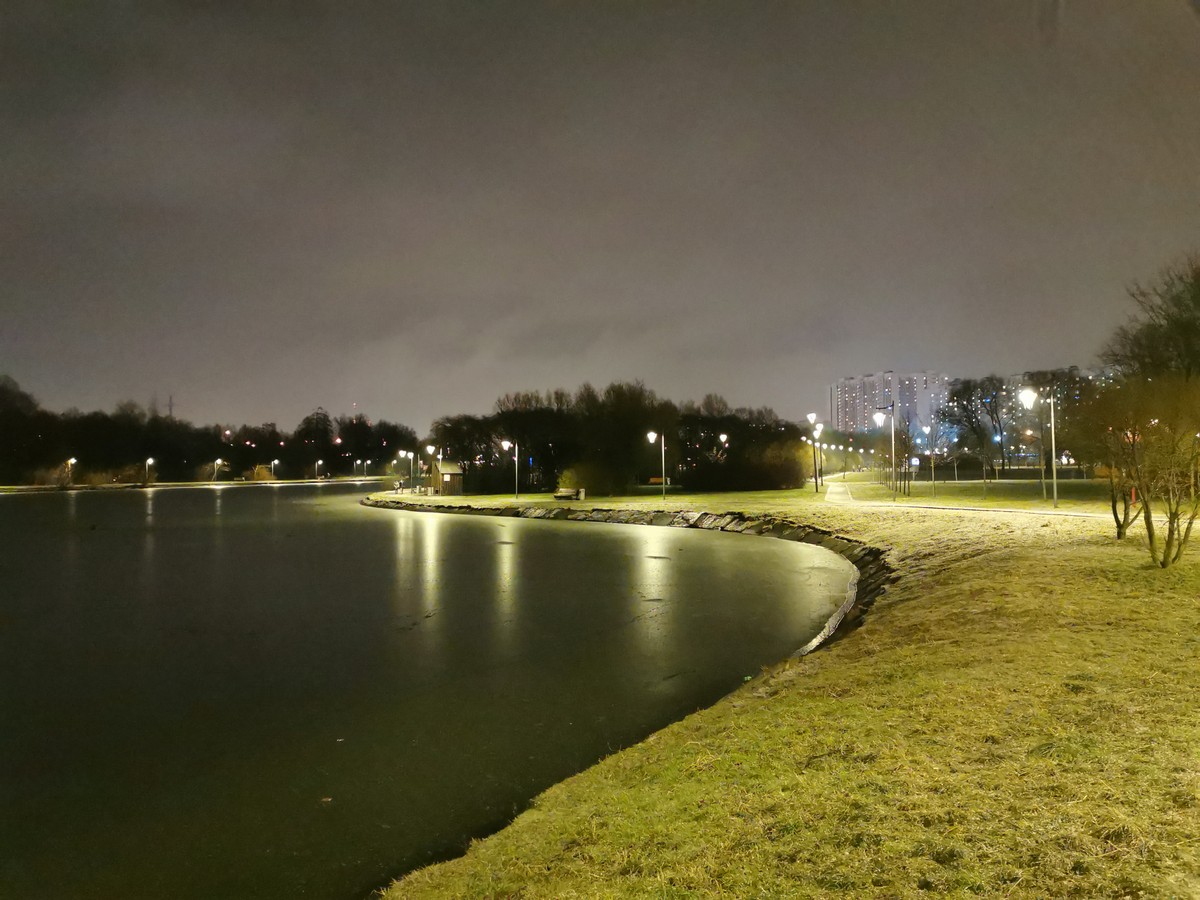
left=3, top=2, right=1200, bottom=431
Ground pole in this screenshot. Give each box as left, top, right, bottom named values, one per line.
left=660, top=434, right=666, bottom=500
left=930, top=449, right=936, bottom=498
left=514, top=440, right=520, bottom=500
left=1038, top=412, right=1047, bottom=501
left=811, top=441, right=819, bottom=493
left=890, top=411, right=896, bottom=502
left=1050, top=394, right=1058, bottom=508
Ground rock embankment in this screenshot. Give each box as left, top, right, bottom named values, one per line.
left=361, top=497, right=896, bottom=655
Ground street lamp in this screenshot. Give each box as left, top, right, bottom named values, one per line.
left=406, top=450, right=415, bottom=491
left=364, top=459, right=371, bottom=476
left=500, top=439, right=520, bottom=500
left=315, top=459, right=323, bottom=479
left=271, top=458, right=280, bottom=478
left=425, top=445, right=437, bottom=492
left=647, top=430, right=666, bottom=500
left=873, top=406, right=896, bottom=501
left=213, top=458, right=224, bottom=483
left=806, top=413, right=822, bottom=492
left=145, top=457, right=154, bottom=484
left=66, top=457, right=76, bottom=483
left=355, top=458, right=362, bottom=477
left=1019, top=387, right=1058, bottom=508
left=922, top=425, right=935, bottom=498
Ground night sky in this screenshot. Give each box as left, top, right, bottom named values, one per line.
left=4, top=2, right=1200, bottom=432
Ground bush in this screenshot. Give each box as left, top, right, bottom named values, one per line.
left=559, top=461, right=629, bottom=496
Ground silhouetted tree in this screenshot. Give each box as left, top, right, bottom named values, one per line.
left=1102, top=255, right=1200, bottom=378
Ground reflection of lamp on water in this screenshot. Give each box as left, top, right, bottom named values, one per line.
left=500, top=439, right=520, bottom=500
left=647, top=430, right=666, bottom=500
left=1019, top=387, right=1057, bottom=508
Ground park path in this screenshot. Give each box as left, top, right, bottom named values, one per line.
left=823, top=478, right=855, bottom=505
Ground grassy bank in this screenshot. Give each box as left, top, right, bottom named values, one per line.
left=373, top=487, right=1199, bottom=898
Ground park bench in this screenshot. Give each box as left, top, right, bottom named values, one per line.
left=553, top=487, right=585, bottom=501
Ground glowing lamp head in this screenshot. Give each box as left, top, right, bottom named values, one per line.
left=873, top=411, right=886, bottom=428
left=718, top=433, right=728, bottom=443
left=500, top=440, right=512, bottom=452
left=921, top=425, right=930, bottom=435
left=1019, top=388, right=1038, bottom=410
left=806, top=412, right=817, bottom=425
left=647, top=431, right=658, bottom=444
left=146, top=457, right=154, bottom=465
left=426, top=445, right=436, bottom=455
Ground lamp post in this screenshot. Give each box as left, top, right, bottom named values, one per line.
left=66, top=457, right=76, bottom=483
left=213, top=458, right=224, bottom=483
left=145, top=457, right=154, bottom=484
left=355, top=459, right=361, bottom=477
left=425, top=445, right=437, bottom=493
left=315, top=459, right=323, bottom=479
left=1019, top=387, right=1057, bottom=508
left=806, top=413, right=822, bottom=492
left=500, top=439, right=520, bottom=500
left=406, top=451, right=415, bottom=492
left=271, top=458, right=279, bottom=478
left=922, top=425, right=935, bottom=498
left=364, top=459, right=371, bottom=477
left=873, top=406, right=896, bottom=501
left=647, top=430, right=666, bottom=499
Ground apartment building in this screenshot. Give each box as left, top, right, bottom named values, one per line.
left=830, top=371, right=950, bottom=433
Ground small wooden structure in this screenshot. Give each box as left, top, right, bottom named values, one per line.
left=431, top=458, right=463, bottom=496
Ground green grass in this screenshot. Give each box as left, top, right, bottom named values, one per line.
left=372, top=489, right=1200, bottom=899
left=840, top=476, right=1114, bottom=513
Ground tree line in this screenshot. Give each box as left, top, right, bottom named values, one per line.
left=430, top=385, right=808, bottom=494
left=0, top=377, right=811, bottom=492
left=0, top=387, right=417, bottom=486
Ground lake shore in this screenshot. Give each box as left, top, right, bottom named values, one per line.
left=369, top=487, right=1199, bottom=898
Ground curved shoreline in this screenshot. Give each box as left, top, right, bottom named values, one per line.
left=361, top=495, right=895, bottom=657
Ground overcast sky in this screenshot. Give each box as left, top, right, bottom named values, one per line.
left=4, top=1, right=1199, bottom=432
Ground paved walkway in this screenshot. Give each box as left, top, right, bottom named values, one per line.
left=823, top=479, right=855, bottom=505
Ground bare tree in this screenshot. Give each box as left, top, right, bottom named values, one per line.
left=1102, top=256, right=1200, bottom=379
left=1124, top=378, right=1200, bottom=567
